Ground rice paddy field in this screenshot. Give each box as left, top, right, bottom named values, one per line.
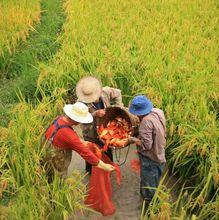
left=0, top=0, right=41, bottom=56
left=0, top=0, right=218, bottom=219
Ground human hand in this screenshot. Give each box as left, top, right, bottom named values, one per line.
left=97, top=160, right=115, bottom=172
left=95, top=109, right=106, bottom=117
left=135, top=139, right=141, bottom=146
left=81, top=140, right=88, bottom=146
left=128, top=137, right=141, bottom=146
left=114, top=138, right=129, bottom=147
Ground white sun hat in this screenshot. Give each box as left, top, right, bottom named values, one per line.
left=76, top=76, right=102, bottom=103
left=63, top=102, right=93, bottom=124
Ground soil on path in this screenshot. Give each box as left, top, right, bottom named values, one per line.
left=69, top=143, right=141, bottom=220
left=69, top=127, right=180, bottom=220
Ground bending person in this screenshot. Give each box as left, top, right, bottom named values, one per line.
left=128, top=95, right=166, bottom=206
left=43, top=102, right=114, bottom=181
left=76, top=76, right=124, bottom=174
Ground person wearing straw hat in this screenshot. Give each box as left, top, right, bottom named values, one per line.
left=128, top=95, right=166, bottom=205
left=76, top=76, right=124, bottom=174
left=43, top=102, right=115, bottom=181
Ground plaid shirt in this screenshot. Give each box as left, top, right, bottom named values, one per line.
left=138, top=108, right=166, bottom=163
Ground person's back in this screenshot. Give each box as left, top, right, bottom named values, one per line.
left=42, top=102, right=115, bottom=181
left=138, top=108, right=166, bottom=163
left=81, top=86, right=124, bottom=143
left=128, top=95, right=167, bottom=205
left=75, top=76, right=124, bottom=173
left=44, top=116, right=73, bottom=177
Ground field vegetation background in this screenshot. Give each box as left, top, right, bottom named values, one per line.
left=0, top=0, right=218, bottom=219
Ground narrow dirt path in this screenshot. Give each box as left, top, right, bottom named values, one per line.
left=69, top=142, right=141, bottom=220
left=0, top=0, right=64, bottom=126
left=69, top=128, right=180, bottom=220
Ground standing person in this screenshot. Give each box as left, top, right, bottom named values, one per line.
left=43, top=102, right=115, bottom=181
left=76, top=76, right=124, bottom=173
left=128, top=95, right=166, bottom=205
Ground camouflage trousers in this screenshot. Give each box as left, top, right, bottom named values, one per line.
left=42, top=140, right=72, bottom=181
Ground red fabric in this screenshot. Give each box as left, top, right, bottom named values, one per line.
left=85, top=142, right=102, bottom=159
left=130, top=159, right=140, bottom=175
left=85, top=154, right=121, bottom=216
left=45, top=116, right=99, bottom=166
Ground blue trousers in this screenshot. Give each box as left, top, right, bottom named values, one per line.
left=139, top=154, right=165, bottom=202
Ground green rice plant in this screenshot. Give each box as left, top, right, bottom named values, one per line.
left=1, top=0, right=217, bottom=217
left=7, top=172, right=87, bottom=220
left=141, top=174, right=219, bottom=220
left=0, top=127, right=13, bottom=207
left=0, top=0, right=65, bottom=128
left=0, top=92, right=87, bottom=219
left=37, top=0, right=218, bottom=205
left=0, top=0, right=41, bottom=56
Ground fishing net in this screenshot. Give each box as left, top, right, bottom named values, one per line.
left=85, top=153, right=121, bottom=216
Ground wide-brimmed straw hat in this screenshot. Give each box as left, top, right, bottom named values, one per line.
left=76, top=76, right=102, bottom=103
left=63, top=102, right=93, bottom=124
left=129, top=95, right=153, bottom=116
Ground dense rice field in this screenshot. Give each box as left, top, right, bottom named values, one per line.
left=0, top=0, right=41, bottom=56
left=0, top=0, right=218, bottom=219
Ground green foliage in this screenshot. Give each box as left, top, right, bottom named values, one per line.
left=141, top=175, right=219, bottom=220
left=0, top=94, right=86, bottom=219
left=0, top=0, right=65, bottom=127
left=37, top=0, right=218, bottom=217
left=0, top=0, right=41, bottom=56
left=0, top=0, right=218, bottom=218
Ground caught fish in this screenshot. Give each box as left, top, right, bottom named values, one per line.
left=97, top=117, right=131, bottom=148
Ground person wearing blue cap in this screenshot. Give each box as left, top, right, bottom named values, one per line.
left=128, top=95, right=166, bottom=206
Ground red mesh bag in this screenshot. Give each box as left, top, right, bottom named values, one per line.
left=130, top=159, right=140, bottom=175
left=130, top=150, right=140, bottom=175
left=85, top=153, right=121, bottom=216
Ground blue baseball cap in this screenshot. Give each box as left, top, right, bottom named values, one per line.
left=129, top=95, right=153, bottom=116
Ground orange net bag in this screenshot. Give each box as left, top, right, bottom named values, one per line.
left=85, top=142, right=121, bottom=216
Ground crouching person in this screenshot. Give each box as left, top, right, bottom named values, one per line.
left=128, top=95, right=166, bottom=205
left=43, top=102, right=115, bottom=182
